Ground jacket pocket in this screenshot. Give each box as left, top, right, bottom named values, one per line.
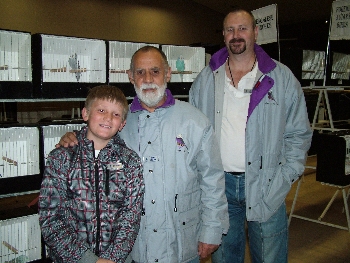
left=177, top=187, right=201, bottom=212
left=178, top=205, right=201, bottom=261
left=263, top=165, right=291, bottom=212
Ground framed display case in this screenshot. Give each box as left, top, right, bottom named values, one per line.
left=0, top=126, right=41, bottom=195
left=0, top=29, right=32, bottom=99
left=331, top=52, right=350, bottom=81
left=0, top=126, right=40, bottom=179
left=280, top=47, right=326, bottom=87
left=302, top=50, right=325, bottom=81
left=108, top=41, right=159, bottom=97
left=0, top=214, right=41, bottom=263
left=41, top=123, right=86, bottom=162
left=161, top=45, right=205, bottom=96
left=32, top=34, right=106, bottom=99
left=161, top=45, right=205, bottom=83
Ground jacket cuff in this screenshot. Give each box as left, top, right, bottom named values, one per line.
left=199, top=227, right=224, bottom=245
left=77, top=250, right=99, bottom=263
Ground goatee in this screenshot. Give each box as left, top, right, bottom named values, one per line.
left=228, top=38, right=246, bottom=54
left=135, top=83, right=166, bottom=108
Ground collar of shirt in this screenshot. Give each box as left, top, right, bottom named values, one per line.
left=225, top=62, right=258, bottom=98
left=130, top=88, right=175, bottom=112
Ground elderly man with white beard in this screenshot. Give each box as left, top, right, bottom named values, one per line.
left=58, top=45, right=229, bottom=263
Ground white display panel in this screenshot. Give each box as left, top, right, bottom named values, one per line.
left=302, top=50, right=325, bottom=80
left=161, top=45, right=205, bottom=82
left=0, top=30, right=31, bottom=82
left=0, top=127, right=39, bottom=179
left=41, top=35, right=106, bottom=83
left=331, top=52, right=350, bottom=80
left=109, top=41, right=159, bottom=83
left=42, top=123, right=86, bottom=161
left=0, top=214, right=41, bottom=263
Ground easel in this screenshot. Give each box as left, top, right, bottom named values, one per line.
left=288, top=175, right=350, bottom=232
left=289, top=86, right=350, bottom=231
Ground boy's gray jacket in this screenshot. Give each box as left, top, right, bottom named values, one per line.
left=120, top=91, right=229, bottom=263
left=190, top=44, right=312, bottom=222
left=39, top=127, right=144, bottom=263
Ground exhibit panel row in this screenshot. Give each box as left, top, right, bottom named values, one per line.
left=0, top=29, right=206, bottom=100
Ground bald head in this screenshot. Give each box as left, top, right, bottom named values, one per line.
left=223, top=8, right=256, bottom=30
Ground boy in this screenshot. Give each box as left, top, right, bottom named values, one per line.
left=39, top=85, right=144, bottom=263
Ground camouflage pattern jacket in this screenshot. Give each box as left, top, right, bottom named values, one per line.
left=39, top=126, right=144, bottom=263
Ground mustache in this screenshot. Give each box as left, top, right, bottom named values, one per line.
left=140, top=83, right=159, bottom=90
left=229, top=38, right=245, bottom=44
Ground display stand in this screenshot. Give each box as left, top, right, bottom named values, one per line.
left=289, top=176, right=350, bottom=232
left=288, top=87, right=350, bottom=232
left=307, top=86, right=350, bottom=131
left=290, top=22, right=350, bottom=229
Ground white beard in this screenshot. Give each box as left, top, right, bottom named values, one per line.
left=135, top=83, right=166, bottom=108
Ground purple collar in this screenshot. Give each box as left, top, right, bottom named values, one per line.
left=209, top=44, right=276, bottom=74
left=130, top=88, right=175, bottom=112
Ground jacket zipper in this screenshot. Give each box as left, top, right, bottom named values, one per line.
left=94, top=158, right=101, bottom=256
left=105, top=169, right=110, bottom=196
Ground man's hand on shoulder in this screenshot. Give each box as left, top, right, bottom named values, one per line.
left=198, top=242, right=219, bottom=260
left=96, top=258, right=115, bottom=263
left=55, top=132, right=78, bottom=148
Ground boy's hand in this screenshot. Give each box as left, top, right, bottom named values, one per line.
left=55, top=132, right=78, bottom=148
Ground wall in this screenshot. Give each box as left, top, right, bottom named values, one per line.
left=0, top=0, right=225, bottom=46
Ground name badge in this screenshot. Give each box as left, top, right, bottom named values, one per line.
left=244, top=89, right=253, bottom=94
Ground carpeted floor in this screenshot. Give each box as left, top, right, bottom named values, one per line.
left=201, top=155, right=350, bottom=263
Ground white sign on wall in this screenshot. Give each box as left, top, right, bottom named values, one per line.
left=330, top=0, right=350, bottom=40
left=252, top=4, right=278, bottom=45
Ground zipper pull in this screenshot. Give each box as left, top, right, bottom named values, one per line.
left=174, top=194, right=178, bottom=212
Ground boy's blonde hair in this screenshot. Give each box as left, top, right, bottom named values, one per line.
left=85, top=85, right=129, bottom=121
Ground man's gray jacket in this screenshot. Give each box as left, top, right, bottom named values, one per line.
left=190, top=44, right=312, bottom=222
left=120, top=90, right=229, bottom=263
